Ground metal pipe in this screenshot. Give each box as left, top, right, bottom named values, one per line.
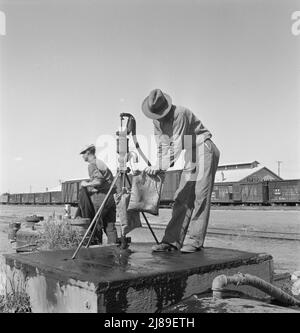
left=141, top=212, right=159, bottom=244
left=212, top=273, right=300, bottom=307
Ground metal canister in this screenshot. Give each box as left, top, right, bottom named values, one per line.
left=64, top=204, right=71, bottom=218
left=70, top=218, right=91, bottom=237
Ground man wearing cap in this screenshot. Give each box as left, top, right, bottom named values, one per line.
left=142, top=89, right=220, bottom=253
left=76, top=144, right=118, bottom=244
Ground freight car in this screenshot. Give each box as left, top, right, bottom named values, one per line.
left=8, top=193, right=23, bottom=204
left=211, top=182, right=269, bottom=205
left=22, top=193, right=35, bottom=204
left=211, top=183, right=242, bottom=204
left=0, top=193, right=9, bottom=204
left=33, top=192, right=45, bottom=204
left=8, top=194, right=16, bottom=204
left=19, top=192, right=63, bottom=205
left=268, top=179, right=300, bottom=205
left=43, top=192, right=51, bottom=204
left=58, top=175, right=300, bottom=206
left=62, top=179, right=88, bottom=205
left=239, top=182, right=269, bottom=205
left=3, top=177, right=300, bottom=206
left=50, top=191, right=63, bottom=204
left=34, top=192, right=52, bottom=204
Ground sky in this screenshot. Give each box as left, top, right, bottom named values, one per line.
left=0, top=0, right=299, bottom=193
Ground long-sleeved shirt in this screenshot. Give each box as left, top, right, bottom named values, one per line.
left=153, top=106, right=212, bottom=170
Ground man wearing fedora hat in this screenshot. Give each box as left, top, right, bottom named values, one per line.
left=142, top=89, right=220, bottom=253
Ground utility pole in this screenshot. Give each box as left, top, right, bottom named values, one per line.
left=276, top=161, right=282, bottom=177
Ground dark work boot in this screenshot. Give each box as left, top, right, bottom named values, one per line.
left=90, top=225, right=103, bottom=245
left=152, top=243, right=178, bottom=252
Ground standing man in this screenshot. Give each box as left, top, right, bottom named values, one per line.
left=142, top=89, right=220, bottom=253
left=75, top=144, right=118, bottom=244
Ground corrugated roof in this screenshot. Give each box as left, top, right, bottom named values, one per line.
left=217, top=160, right=259, bottom=169
left=214, top=166, right=265, bottom=183
left=48, top=185, right=62, bottom=192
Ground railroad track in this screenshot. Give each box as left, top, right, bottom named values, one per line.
left=1, top=217, right=299, bottom=242
left=141, top=223, right=300, bottom=241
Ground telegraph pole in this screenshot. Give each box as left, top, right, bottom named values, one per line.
left=276, top=161, right=282, bottom=177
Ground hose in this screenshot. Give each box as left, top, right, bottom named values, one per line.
left=120, top=113, right=152, bottom=167
left=212, top=272, right=300, bottom=307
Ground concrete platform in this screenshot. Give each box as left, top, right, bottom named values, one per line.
left=1, top=244, right=273, bottom=313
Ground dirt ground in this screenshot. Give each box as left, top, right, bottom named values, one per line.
left=0, top=205, right=299, bottom=273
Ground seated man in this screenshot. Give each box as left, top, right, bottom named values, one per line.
left=75, top=144, right=118, bottom=244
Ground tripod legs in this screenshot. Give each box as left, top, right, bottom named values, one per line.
left=71, top=169, right=160, bottom=259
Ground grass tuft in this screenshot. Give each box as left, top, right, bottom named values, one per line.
left=0, top=292, right=31, bottom=313
left=0, top=273, right=31, bottom=313
left=38, top=217, right=83, bottom=250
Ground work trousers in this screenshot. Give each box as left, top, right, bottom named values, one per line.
left=162, top=139, right=220, bottom=248
left=75, top=187, right=117, bottom=244
left=90, top=191, right=118, bottom=244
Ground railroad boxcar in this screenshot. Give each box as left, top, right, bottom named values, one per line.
left=8, top=193, right=21, bottom=204
left=8, top=194, right=15, bottom=204
left=211, top=183, right=233, bottom=204
left=43, top=192, right=51, bottom=204
left=22, top=193, right=35, bottom=204
left=62, top=179, right=88, bottom=205
left=50, top=191, right=63, bottom=204
left=268, top=179, right=300, bottom=204
left=239, top=182, right=269, bottom=204
left=34, top=192, right=46, bottom=204
left=11, top=194, right=22, bottom=204
left=17, top=193, right=23, bottom=204
left=9, top=194, right=16, bottom=204
left=211, top=183, right=242, bottom=204
left=0, top=194, right=9, bottom=204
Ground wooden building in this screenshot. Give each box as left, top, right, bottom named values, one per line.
left=212, top=161, right=282, bottom=204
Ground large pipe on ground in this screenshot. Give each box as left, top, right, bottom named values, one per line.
left=212, top=273, right=300, bottom=307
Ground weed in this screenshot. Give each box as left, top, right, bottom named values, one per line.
left=0, top=291, right=31, bottom=313
left=0, top=272, right=31, bottom=313
left=38, top=217, right=83, bottom=250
